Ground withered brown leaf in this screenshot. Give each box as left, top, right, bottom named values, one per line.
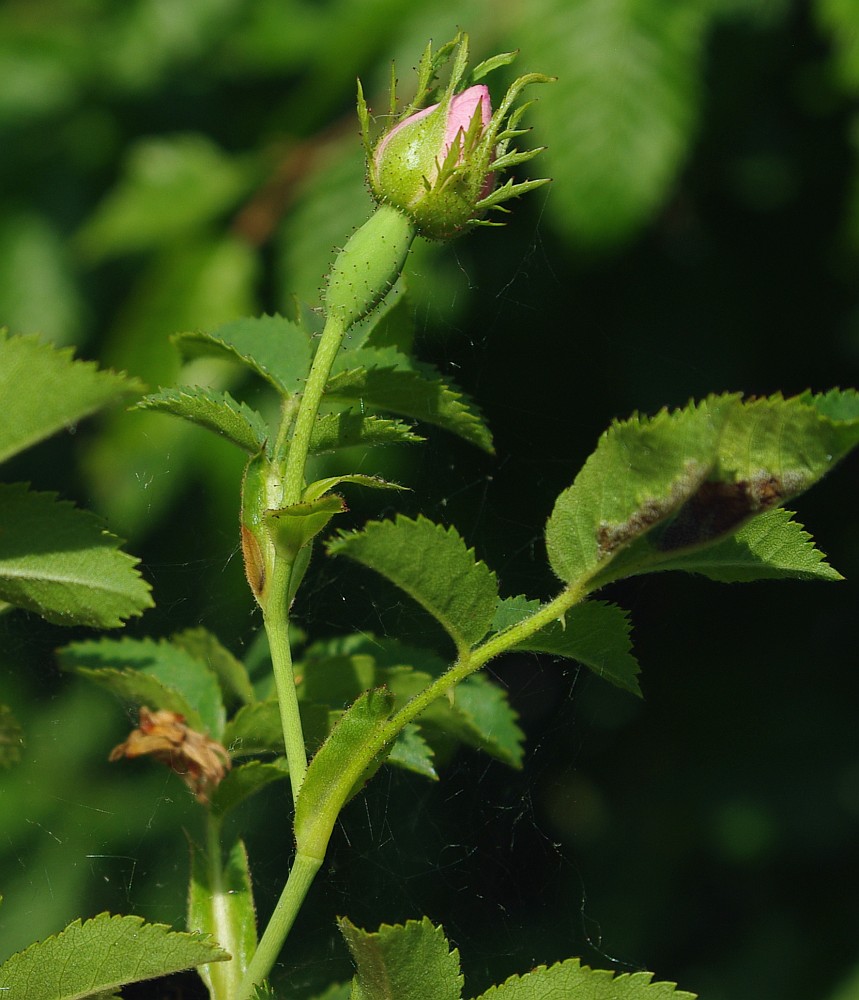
left=109, top=706, right=231, bottom=804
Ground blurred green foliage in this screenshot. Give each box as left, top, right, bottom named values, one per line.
left=2, top=1, right=859, bottom=999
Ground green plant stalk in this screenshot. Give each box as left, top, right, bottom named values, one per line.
left=262, top=553, right=306, bottom=803
left=296, top=580, right=592, bottom=863
left=245, top=204, right=418, bottom=988
left=236, top=851, right=322, bottom=1000
left=203, top=814, right=240, bottom=1000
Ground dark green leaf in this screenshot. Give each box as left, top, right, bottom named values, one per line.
left=325, top=352, right=493, bottom=453
left=210, top=758, right=290, bottom=819
left=328, top=515, right=498, bottom=651
left=0, top=912, right=228, bottom=999
left=339, top=916, right=463, bottom=1000
left=136, top=386, right=270, bottom=454
left=514, top=601, right=641, bottom=697
left=0, top=331, right=141, bottom=464
left=174, top=314, right=311, bottom=397
left=0, top=485, right=153, bottom=628
left=308, top=412, right=423, bottom=455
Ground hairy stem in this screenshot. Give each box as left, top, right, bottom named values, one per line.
left=237, top=852, right=322, bottom=1000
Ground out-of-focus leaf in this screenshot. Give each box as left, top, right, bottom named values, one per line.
left=0, top=912, right=228, bottom=998
left=517, top=0, right=706, bottom=247
left=0, top=330, right=141, bottom=465
left=0, top=213, right=83, bottom=346
left=171, top=627, right=257, bottom=708
left=0, top=485, right=152, bottom=628
left=0, top=704, right=24, bottom=769
left=339, top=916, right=463, bottom=1000
left=83, top=235, right=257, bottom=536
left=77, top=134, right=255, bottom=262
left=60, top=636, right=225, bottom=738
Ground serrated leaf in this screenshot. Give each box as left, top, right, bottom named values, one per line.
left=295, top=689, right=395, bottom=859
left=545, top=399, right=724, bottom=586
left=174, top=314, right=311, bottom=396
left=59, top=637, right=225, bottom=738
left=328, top=515, right=498, bottom=652
left=0, top=703, right=24, bottom=768
left=189, top=838, right=257, bottom=998
left=309, top=412, right=424, bottom=455
left=473, top=956, right=696, bottom=1000
left=612, top=507, right=843, bottom=584
left=136, top=386, right=269, bottom=454
left=546, top=392, right=859, bottom=589
left=171, top=627, right=256, bottom=708
left=304, top=474, right=407, bottom=502
left=514, top=601, right=641, bottom=697
left=416, top=673, right=524, bottom=768
left=387, top=724, right=437, bottom=779
left=0, top=912, right=228, bottom=999
left=0, top=484, right=153, bottom=628
left=519, top=0, right=706, bottom=248
left=339, top=916, right=463, bottom=1000
left=210, top=758, right=290, bottom=819
left=0, top=331, right=142, bottom=465
left=325, top=354, right=493, bottom=453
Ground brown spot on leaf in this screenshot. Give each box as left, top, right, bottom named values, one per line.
left=109, top=706, right=231, bottom=804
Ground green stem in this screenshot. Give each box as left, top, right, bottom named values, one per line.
left=237, top=852, right=322, bottom=1000
left=201, top=815, right=242, bottom=1000
left=282, top=312, right=346, bottom=506
left=263, top=555, right=306, bottom=803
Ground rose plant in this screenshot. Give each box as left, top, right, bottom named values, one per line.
left=1, top=29, right=859, bottom=1000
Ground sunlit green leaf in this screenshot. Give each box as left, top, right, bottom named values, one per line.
left=0, top=485, right=152, bottom=628
left=0, top=330, right=141, bottom=465
left=136, top=387, right=270, bottom=454
left=473, top=956, right=696, bottom=1000
left=309, top=411, right=423, bottom=454
left=0, top=912, right=228, bottom=999
left=339, top=916, right=463, bottom=1000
